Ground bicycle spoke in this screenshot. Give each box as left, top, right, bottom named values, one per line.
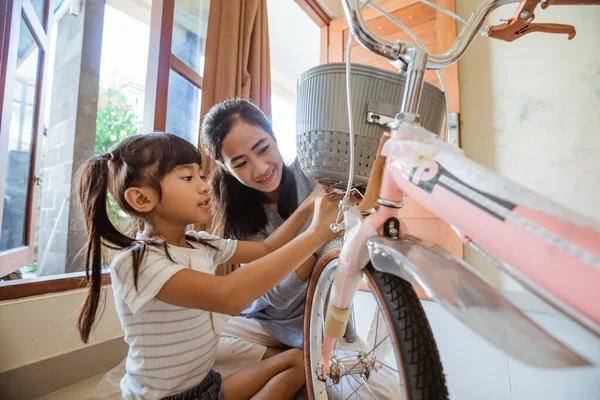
left=374, top=307, right=380, bottom=349
left=339, top=363, right=363, bottom=400
left=365, top=335, right=390, bottom=359
left=360, top=374, right=376, bottom=400
left=336, top=333, right=391, bottom=387
left=377, top=359, right=400, bottom=374
left=339, top=353, right=366, bottom=383
left=340, top=347, right=354, bottom=362
left=351, top=302, right=365, bottom=354
left=336, top=354, right=359, bottom=361
left=319, top=380, right=339, bottom=395
left=343, top=376, right=364, bottom=400
left=335, top=382, right=342, bottom=397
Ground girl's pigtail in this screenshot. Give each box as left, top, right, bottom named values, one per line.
left=76, top=155, right=131, bottom=343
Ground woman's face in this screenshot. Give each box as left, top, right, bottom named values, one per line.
left=220, top=122, right=284, bottom=195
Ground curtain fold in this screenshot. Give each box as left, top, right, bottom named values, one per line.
left=200, top=0, right=271, bottom=122
left=199, top=0, right=272, bottom=275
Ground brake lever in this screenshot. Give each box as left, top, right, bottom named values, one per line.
left=518, top=22, right=575, bottom=40
left=487, top=0, right=576, bottom=42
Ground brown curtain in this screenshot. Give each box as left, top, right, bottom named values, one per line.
left=199, top=0, right=272, bottom=275
left=200, top=0, right=271, bottom=121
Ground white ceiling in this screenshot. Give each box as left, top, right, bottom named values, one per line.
left=317, top=0, right=346, bottom=19
left=317, top=0, right=386, bottom=19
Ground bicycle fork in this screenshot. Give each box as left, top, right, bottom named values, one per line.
left=320, top=143, right=410, bottom=377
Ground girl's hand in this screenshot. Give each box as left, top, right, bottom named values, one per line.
left=308, top=192, right=344, bottom=243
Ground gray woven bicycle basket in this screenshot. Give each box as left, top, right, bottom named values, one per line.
left=296, top=63, right=446, bottom=188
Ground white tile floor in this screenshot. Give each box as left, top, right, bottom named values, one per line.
left=36, top=373, right=120, bottom=400
left=423, top=301, right=600, bottom=400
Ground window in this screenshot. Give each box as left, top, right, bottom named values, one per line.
left=97, top=3, right=150, bottom=144
left=165, top=0, right=209, bottom=145
left=0, top=0, right=210, bottom=298
left=0, top=0, right=323, bottom=298
left=267, top=0, right=320, bottom=164
left=1, top=18, right=40, bottom=254
left=271, top=90, right=298, bottom=164
left=0, top=0, right=49, bottom=280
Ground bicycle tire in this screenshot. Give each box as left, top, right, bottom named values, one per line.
left=303, top=238, right=448, bottom=399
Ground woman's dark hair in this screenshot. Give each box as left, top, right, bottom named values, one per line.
left=200, top=98, right=298, bottom=238
left=76, top=132, right=215, bottom=343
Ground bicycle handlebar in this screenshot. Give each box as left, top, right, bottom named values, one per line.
left=342, top=0, right=598, bottom=70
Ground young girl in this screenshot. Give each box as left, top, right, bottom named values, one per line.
left=76, top=132, right=341, bottom=400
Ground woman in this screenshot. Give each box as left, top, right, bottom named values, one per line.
left=201, top=99, right=355, bottom=376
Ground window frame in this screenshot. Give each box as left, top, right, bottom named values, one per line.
left=0, top=0, right=49, bottom=277
left=144, top=0, right=205, bottom=134
left=0, top=0, right=207, bottom=300
left=294, top=0, right=331, bottom=28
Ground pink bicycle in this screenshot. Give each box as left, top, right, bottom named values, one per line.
left=295, top=0, right=600, bottom=398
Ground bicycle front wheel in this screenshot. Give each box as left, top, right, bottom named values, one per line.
left=303, top=238, right=448, bottom=400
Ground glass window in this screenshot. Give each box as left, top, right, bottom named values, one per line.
left=0, top=18, right=40, bottom=252
left=267, top=0, right=320, bottom=164
left=30, top=0, right=47, bottom=24
left=271, top=91, right=297, bottom=164
left=93, top=3, right=151, bottom=259
left=171, top=0, right=210, bottom=76
left=166, top=69, right=201, bottom=146
left=1, top=1, right=153, bottom=280
left=97, top=4, right=149, bottom=138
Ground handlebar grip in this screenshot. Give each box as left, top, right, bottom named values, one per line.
left=541, top=0, right=600, bottom=7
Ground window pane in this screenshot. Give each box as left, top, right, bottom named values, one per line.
left=171, top=0, right=210, bottom=77
left=267, top=0, right=320, bottom=164
left=30, top=0, right=47, bottom=24
left=166, top=69, right=201, bottom=146
left=97, top=4, right=149, bottom=145
left=0, top=18, right=40, bottom=252
left=271, top=93, right=297, bottom=164
left=95, top=4, right=151, bottom=252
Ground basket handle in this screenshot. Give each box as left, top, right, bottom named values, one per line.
left=366, top=100, right=398, bottom=126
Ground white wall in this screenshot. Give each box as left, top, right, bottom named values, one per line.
left=456, top=1, right=600, bottom=289
left=0, top=288, right=122, bottom=373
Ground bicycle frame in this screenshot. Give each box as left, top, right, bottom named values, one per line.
left=319, top=0, right=600, bottom=372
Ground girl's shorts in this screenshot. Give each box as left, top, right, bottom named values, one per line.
left=161, top=369, right=222, bottom=400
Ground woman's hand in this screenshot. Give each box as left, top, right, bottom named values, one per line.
left=299, top=184, right=331, bottom=212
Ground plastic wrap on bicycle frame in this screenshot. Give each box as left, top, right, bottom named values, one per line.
left=367, top=235, right=590, bottom=368
left=382, top=122, right=600, bottom=232
left=329, top=207, right=377, bottom=312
